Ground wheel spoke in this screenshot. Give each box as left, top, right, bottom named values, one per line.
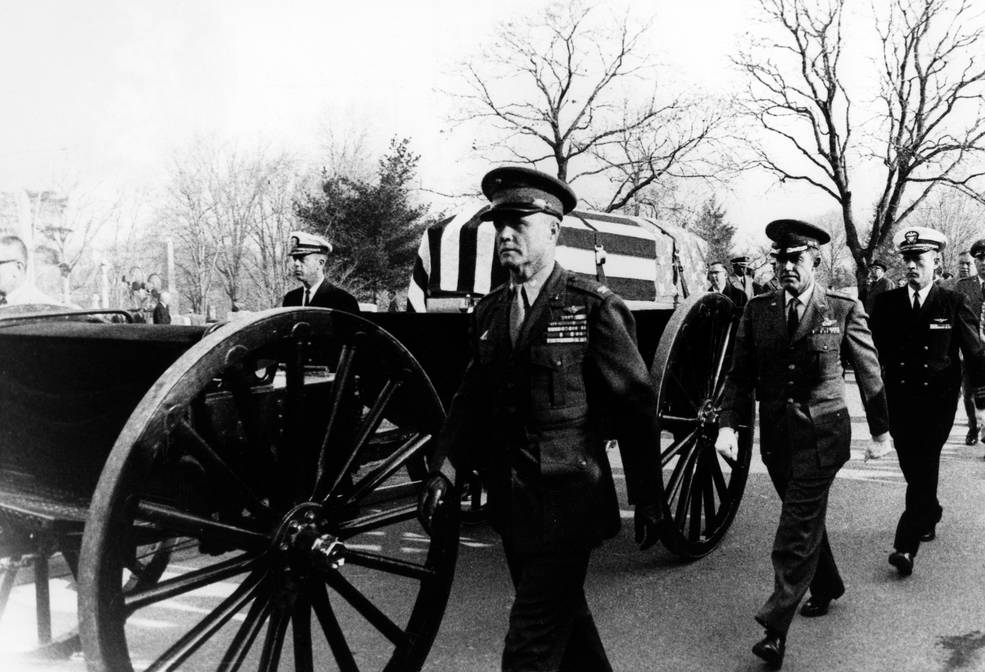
left=310, top=581, right=358, bottom=672
left=701, top=453, right=719, bottom=532
left=708, top=322, right=733, bottom=402
left=667, top=438, right=701, bottom=507
left=660, top=428, right=699, bottom=468
left=709, top=452, right=729, bottom=503
left=326, top=377, right=404, bottom=499
left=257, top=599, right=291, bottom=672
left=657, top=414, right=700, bottom=427
left=175, top=418, right=270, bottom=520
left=673, top=448, right=700, bottom=530
left=336, top=503, right=417, bottom=538
left=688, top=454, right=708, bottom=541
left=346, top=432, right=431, bottom=504
left=312, top=344, right=358, bottom=500
left=343, top=549, right=436, bottom=581
left=666, top=368, right=699, bottom=415
left=218, top=582, right=273, bottom=672
left=126, top=553, right=260, bottom=612
left=357, top=480, right=421, bottom=508
left=292, top=594, right=314, bottom=672
left=135, top=501, right=268, bottom=551
left=325, top=572, right=409, bottom=647
left=144, top=570, right=265, bottom=672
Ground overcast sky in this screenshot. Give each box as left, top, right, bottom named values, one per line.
left=0, top=0, right=896, bottom=248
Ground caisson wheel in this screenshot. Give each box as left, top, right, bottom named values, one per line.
left=650, top=293, right=753, bottom=559
left=80, top=308, right=458, bottom=672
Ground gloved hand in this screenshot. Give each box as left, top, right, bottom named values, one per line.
left=634, top=502, right=662, bottom=551
left=974, top=387, right=985, bottom=411
left=864, top=431, right=894, bottom=462
left=417, top=473, right=453, bottom=535
left=714, top=427, right=738, bottom=461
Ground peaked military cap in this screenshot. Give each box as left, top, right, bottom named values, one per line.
left=893, top=226, right=946, bottom=253
left=288, top=231, right=333, bottom=256
left=729, top=255, right=751, bottom=266
left=870, top=259, right=888, bottom=271
left=765, top=219, right=830, bottom=254
left=479, top=166, right=577, bottom=221
left=969, top=238, right=985, bottom=257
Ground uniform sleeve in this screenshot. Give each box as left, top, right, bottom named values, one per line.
left=429, top=312, right=487, bottom=483
left=954, top=293, right=985, bottom=388
left=720, top=302, right=756, bottom=429
left=842, top=299, right=889, bottom=436
left=591, top=294, right=661, bottom=505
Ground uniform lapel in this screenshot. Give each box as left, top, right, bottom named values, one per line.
left=767, top=289, right=786, bottom=341
left=514, top=263, right=565, bottom=352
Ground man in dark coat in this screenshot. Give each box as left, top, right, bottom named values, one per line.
left=716, top=219, right=891, bottom=669
left=418, top=166, right=663, bottom=672
left=730, top=255, right=763, bottom=299
left=152, top=290, right=172, bottom=324
left=862, top=259, right=894, bottom=315
left=281, top=231, right=359, bottom=312
left=953, top=240, right=985, bottom=446
left=708, top=260, right=748, bottom=310
left=870, top=227, right=985, bottom=577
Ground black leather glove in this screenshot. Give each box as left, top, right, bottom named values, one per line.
left=974, top=387, right=985, bottom=410
left=417, top=473, right=453, bottom=535
left=634, top=502, right=662, bottom=551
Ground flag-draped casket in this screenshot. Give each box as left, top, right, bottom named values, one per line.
left=407, top=203, right=707, bottom=312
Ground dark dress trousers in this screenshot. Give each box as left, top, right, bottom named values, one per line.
left=432, top=263, right=661, bottom=672
left=282, top=281, right=359, bottom=312
left=870, top=284, right=985, bottom=556
left=721, top=286, right=889, bottom=635
left=862, top=276, right=894, bottom=315
left=953, top=277, right=985, bottom=432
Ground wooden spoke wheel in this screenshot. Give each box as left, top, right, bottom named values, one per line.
left=79, top=308, right=458, bottom=672
left=650, top=293, right=753, bottom=559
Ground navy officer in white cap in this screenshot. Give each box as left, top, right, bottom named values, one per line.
left=282, top=231, right=359, bottom=312
left=715, top=218, right=890, bottom=669
left=869, top=227, right=985, bottom=577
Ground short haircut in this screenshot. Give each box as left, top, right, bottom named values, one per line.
left=708, top=261, right=726, bottom=272
left=0, top=235, right=28, bottom=263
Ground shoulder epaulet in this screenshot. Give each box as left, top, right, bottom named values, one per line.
left=747, top=292, right=774, bottom=304
left=566, top=273, right=612, bottom=298
left=475, top=283, right=508, bottom=307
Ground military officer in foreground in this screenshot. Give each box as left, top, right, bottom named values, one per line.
left=869, top=228, right=985, bottom=577
left=281, top=231, right=359, bottom=312
left=418, top=166, right=663, bottom=672
left=715, top=219, right=891, bottom=669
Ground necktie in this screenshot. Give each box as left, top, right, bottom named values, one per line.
left=787, top=298, right=799, bottom=339
left=303, top=288, right=310, bottom=306
left=509, top=286, right=528, bottom=345
left=912, top=291, right=921, bottom=312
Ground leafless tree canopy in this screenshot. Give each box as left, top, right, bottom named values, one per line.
left=735, top=0, right=985, bottom=283
left=450, top=2, right=729, bottom=213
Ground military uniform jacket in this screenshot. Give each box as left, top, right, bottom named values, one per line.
left=432, top=263, right=661, bottom=551
left=863, top=276, right=895, bottom=314
left=721, top=286, right=889, bottom=469
left=282, top=281, right=359, bottom=312
left=870, top=284, right=985, bottom=399
left=953, top=277, right=985, bottom=337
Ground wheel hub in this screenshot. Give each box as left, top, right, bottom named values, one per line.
left=273, top=503, right=347, bottom=574
left=697, top=399, right=720, bottom=432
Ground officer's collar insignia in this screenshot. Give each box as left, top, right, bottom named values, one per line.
left=932, top=317, right=947, bottom=322
left=563, top=305, right=585, bottom=314
left=904, top=230, right=919, bottom=244
left=479, top=329, right=490, bottom=341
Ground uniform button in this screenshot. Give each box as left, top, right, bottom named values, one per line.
left=788, top=364, right=796, bottom=370
left=923, top=364, right=928, bottom=368
left=900, top=380, right=906, bottom=384
left=923, top=382, right=929, bottom=386
left=923, top=346, right=929, bottom=350
left=823, top=345, right=829, bottom=350
left=787, top=398, right=794, bottom=403
left=555, top=360, right=562, bottom=366
left=899, top=362, right=905, bottom=367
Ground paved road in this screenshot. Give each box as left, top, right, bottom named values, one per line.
left=3, top=377, right=985, bottom=671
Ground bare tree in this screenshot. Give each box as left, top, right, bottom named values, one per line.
left=245, top=156, right=302, bottom=309
left=909, top=189, right=985, bottom=270
left=734, top=0, right=985, bottom=285
left=450, top=2, right=728, bottom=212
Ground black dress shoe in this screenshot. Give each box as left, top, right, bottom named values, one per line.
left=889, top=550, right=914, bottom=576
left=920, top=527, right=936, bottom=542
left=967, top=428, right=979, bottom=445
left=752, top=630, right=785, bottom=669
left=799, top=596, right=832, bottom=617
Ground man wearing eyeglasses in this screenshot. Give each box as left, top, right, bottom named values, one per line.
left=869, top=228, right=985, bottom=577
left=0, top=235, right=58, bottom=307
left=953, top=240, right=985, bottom=446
